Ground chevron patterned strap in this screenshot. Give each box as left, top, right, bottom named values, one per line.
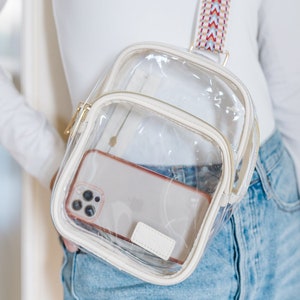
left=194, top=0, right=231, bottom=53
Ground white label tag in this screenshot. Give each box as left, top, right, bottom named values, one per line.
left=131, top=222, right=176, bottom=261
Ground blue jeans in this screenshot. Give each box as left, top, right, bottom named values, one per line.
left=61, top=130, right=300, bottom=299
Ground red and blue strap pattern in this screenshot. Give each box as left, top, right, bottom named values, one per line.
left=194, top=0, right=231, bottom=53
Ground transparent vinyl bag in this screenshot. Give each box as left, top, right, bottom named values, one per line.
left=51, top=43, right=259, bottom=285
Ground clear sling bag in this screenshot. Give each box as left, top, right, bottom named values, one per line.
left=51, top=1, right=260, bottom=285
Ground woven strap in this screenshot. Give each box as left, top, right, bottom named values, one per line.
left=193, top=0, right=231, bottom=53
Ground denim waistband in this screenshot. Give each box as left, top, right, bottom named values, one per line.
left=143, top=130, right=284, bottom=191
left=250, top=130, right=284, bottom=185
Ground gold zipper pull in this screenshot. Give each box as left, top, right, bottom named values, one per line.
left=64, top=102, right=91, bottom=136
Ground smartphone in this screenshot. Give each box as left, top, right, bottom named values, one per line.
left=66, top=149, right=210, bottom=263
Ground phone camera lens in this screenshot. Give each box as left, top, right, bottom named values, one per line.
left=85, top=205, right=96, bottom=217
left=72, top=200, right=82, bottom=211
left=95, top=196, right=100, bottom=202
left=83, top=190, right=93, bottom=201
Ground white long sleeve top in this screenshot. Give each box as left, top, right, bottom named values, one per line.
left=1, top=0, right=299, bottom=188
left=51, top=0, right=300, bottom=186
left=0, top=1, right=65, bottom=188
left=52, top=0, right=276, bottom=142
left=0, top=68, right=65, bottom=187
left=0, top=0, right=65, bottom=188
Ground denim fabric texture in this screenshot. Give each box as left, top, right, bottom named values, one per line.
left=61, top=130, right=300, bottom=299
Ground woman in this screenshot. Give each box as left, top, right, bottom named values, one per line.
left=51, top=0, right=300, bottom=299
left=1, top=0, right=300, bottom=298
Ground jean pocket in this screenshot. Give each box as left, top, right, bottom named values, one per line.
left=267, top=148, right=300, bottom=212
left=71, top=251, right=142, bottom=299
